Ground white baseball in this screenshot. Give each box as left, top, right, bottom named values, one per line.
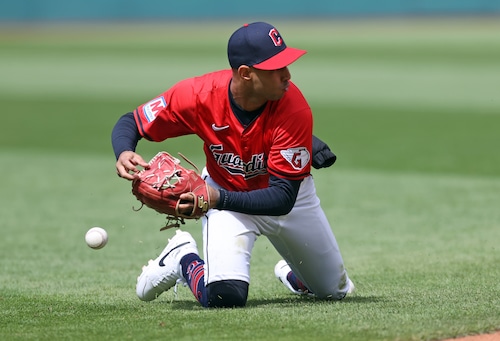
left=85, top=227, right=108, bottom=249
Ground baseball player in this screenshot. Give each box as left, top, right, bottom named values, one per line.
left=112, top=22, right=354, bottom=308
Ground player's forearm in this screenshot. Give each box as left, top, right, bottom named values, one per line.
left=111, top=112, right=142, bottom=159
left=215, top=176, right=301, bottom=215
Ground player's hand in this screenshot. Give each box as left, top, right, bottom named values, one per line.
left=116, top=151, right=149, bottom=180
left=177, top=185, right=220, bottom=215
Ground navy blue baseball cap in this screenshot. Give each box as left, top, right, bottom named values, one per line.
left=227, top=22, right=307, bottom=70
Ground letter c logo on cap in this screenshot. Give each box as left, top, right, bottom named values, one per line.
left=268, top=28, right=283, bottom=47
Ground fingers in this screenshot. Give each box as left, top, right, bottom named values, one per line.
left=133, top=154, right=149, bottom=168
left=179, top=193, right=192, bottom=201
left=178, top=193, right=195, bottom=215
left=116, top=151, right=149, bottom=180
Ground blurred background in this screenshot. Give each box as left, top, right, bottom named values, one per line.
left=1, top=0, right=499, bottom=173
left=1, top=0, right=500, bottom=21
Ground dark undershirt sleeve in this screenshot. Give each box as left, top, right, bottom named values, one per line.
left=111, top=112, right=142, bottom=159
left=216, top=175, right=302, bottom=216
left=312, top=135, right=337, bottom=169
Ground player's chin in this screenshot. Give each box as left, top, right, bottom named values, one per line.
left=270, top=90, right=287, bottom=101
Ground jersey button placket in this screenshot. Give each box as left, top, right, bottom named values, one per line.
left=242, top=136, right=249, bottom=155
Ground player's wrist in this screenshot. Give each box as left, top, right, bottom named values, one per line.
left=206, top=185, right=221, bottom=209
left=215, top=188, right=227, bottom=209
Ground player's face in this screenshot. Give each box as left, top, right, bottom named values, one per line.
left=250, top=67, right=291, bottom=101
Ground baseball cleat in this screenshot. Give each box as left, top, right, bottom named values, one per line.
left=346, top=278, right=355, bottom=294
left=274, top=260, right=355, bottom=297
left=274, top=260, right=304, bottom=295
left=136, top=229, right=198, bottom=301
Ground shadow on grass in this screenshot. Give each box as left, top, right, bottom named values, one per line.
left=167, top=295, right=383, bottom=310
left=250, top=295, right=383, bottom=306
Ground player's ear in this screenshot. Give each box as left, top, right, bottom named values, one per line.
left=237, top=65, right=252, bottom=81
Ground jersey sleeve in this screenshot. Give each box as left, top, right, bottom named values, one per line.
left=133, top=78, right=197, bottom=142
left=266, top=84, right=313, bottom=180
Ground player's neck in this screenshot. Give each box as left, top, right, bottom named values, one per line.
left=230, top=78, right=267, bottom=112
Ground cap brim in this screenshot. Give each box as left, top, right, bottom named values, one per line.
left=252, top=47, right=307, bottom=70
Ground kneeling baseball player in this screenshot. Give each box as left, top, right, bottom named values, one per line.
left=112, top=22, right=354, bottom=308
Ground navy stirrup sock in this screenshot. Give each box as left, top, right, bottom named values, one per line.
left=181, top=253, right=208, bottom=307
left=288, top=271, right=310, bottom=293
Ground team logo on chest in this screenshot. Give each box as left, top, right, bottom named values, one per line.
left=210, top=145, right=267, bottom=179
left=280, top=147, right=310, bottom=170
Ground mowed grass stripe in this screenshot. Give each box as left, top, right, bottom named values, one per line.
left=3, top=95, right=498, bottom=178
left=1, top=20, right=499, bottom=110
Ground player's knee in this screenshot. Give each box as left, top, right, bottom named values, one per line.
left=206, top=280, right=249, bottom=308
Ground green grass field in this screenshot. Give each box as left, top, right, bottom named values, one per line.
left=1, top=18, right=499, bottom=341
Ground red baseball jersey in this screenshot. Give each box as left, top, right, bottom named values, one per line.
left=133, top=70, right=312, bottom=192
